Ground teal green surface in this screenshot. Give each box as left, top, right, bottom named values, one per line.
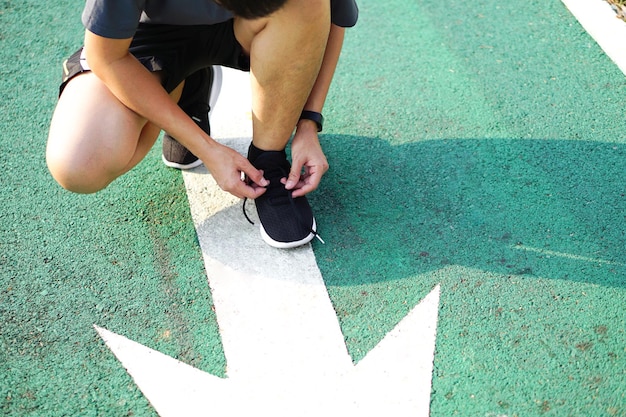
left=1, top=0, right=625, bottom=416
left=1, top=1, right=223, bottom=415
left=316, top=0, right=625, bottom=415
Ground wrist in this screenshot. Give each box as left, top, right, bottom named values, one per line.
left=296, top=118, right=320, bottom=134
left=195, top=134, right=220, bottom=163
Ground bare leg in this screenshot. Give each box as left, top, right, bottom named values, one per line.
left=234, top=0, right=331, bottom=151
left=46, top=72, right=183, bottom=193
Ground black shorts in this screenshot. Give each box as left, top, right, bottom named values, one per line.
left=59, top=19, right=250, bottom=95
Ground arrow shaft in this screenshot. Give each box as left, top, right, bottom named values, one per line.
left=183, top=171, right=352, bottom=379
left=205, top=253, right=352, bottom=378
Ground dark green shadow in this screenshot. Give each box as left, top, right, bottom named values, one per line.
left=313, top=135, right=625, bottom=289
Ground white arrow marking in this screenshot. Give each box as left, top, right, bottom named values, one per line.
left=95, top=284, right=440, bottom=416
left=95, top=68, right=441, bottom=416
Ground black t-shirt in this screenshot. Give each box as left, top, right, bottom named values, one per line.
left=82, top=0, right=358, bottom=39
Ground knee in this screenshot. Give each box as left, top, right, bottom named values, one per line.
left=46, top=147, right=110, bottom=194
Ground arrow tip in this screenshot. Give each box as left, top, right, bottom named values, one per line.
left=350, top=284, right=441, bottom=415
left=94, top=324, right=231, bottom=417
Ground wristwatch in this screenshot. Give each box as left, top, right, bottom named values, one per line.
left=299, top=110, right=324, bottom=132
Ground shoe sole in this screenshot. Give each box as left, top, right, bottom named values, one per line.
left=259, top=218, right=317, bottom=249
left=161, top=154, right=204, bottom=170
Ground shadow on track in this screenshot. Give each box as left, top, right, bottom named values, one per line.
left=312, top=135, right=625, bottom=290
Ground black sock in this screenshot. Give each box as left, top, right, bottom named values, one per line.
left=247, top=142, right=285, bottom=163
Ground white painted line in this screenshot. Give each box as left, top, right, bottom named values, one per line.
left=561, top=0, right=626, bottom=76
left=208, top=66, right=253, bottom=142
left=513, top=244, right=625, bottom=266
left=95, top=67, right=442, bottom=416
left=185, top=173, right=353, bottom=380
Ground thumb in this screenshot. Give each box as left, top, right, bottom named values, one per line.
left=285, top=160, right=303, bottom=190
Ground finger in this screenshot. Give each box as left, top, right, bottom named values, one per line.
left=241, top=163, right=269, bottom=188
left=290, top=170, right=321, bottom=198
left=290, top=182, right=315, bottom=197
left=281, top=176, right=306, bottom=190
left=228, top=180, right=267, bottom=200
left=242, top=183, right=267, bottom=199
left=285, top=160, right=304, bottom=190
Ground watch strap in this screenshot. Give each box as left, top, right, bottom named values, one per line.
left=299, top=110, right=324, bottom=132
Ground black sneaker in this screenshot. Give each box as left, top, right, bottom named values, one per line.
left=162, top=66, right=223, bottom=169
left=245, top=147, right=323, bottom=249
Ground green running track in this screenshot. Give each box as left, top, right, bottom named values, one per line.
left=1, top=0, right=625, bottom=415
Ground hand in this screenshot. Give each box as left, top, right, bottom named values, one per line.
left=204, top=142, right=269, bottom=199
left=284, top=121, right=329, bottom=198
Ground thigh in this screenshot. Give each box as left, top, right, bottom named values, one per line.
left=48, top=72, right=150, bottom=170
left=46, top=71, right=166, bottom=192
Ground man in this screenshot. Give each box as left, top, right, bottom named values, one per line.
left=46, top=0, right=358, bottom=248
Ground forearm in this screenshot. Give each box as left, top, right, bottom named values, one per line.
left=83, top=30, right=216, bottom=157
